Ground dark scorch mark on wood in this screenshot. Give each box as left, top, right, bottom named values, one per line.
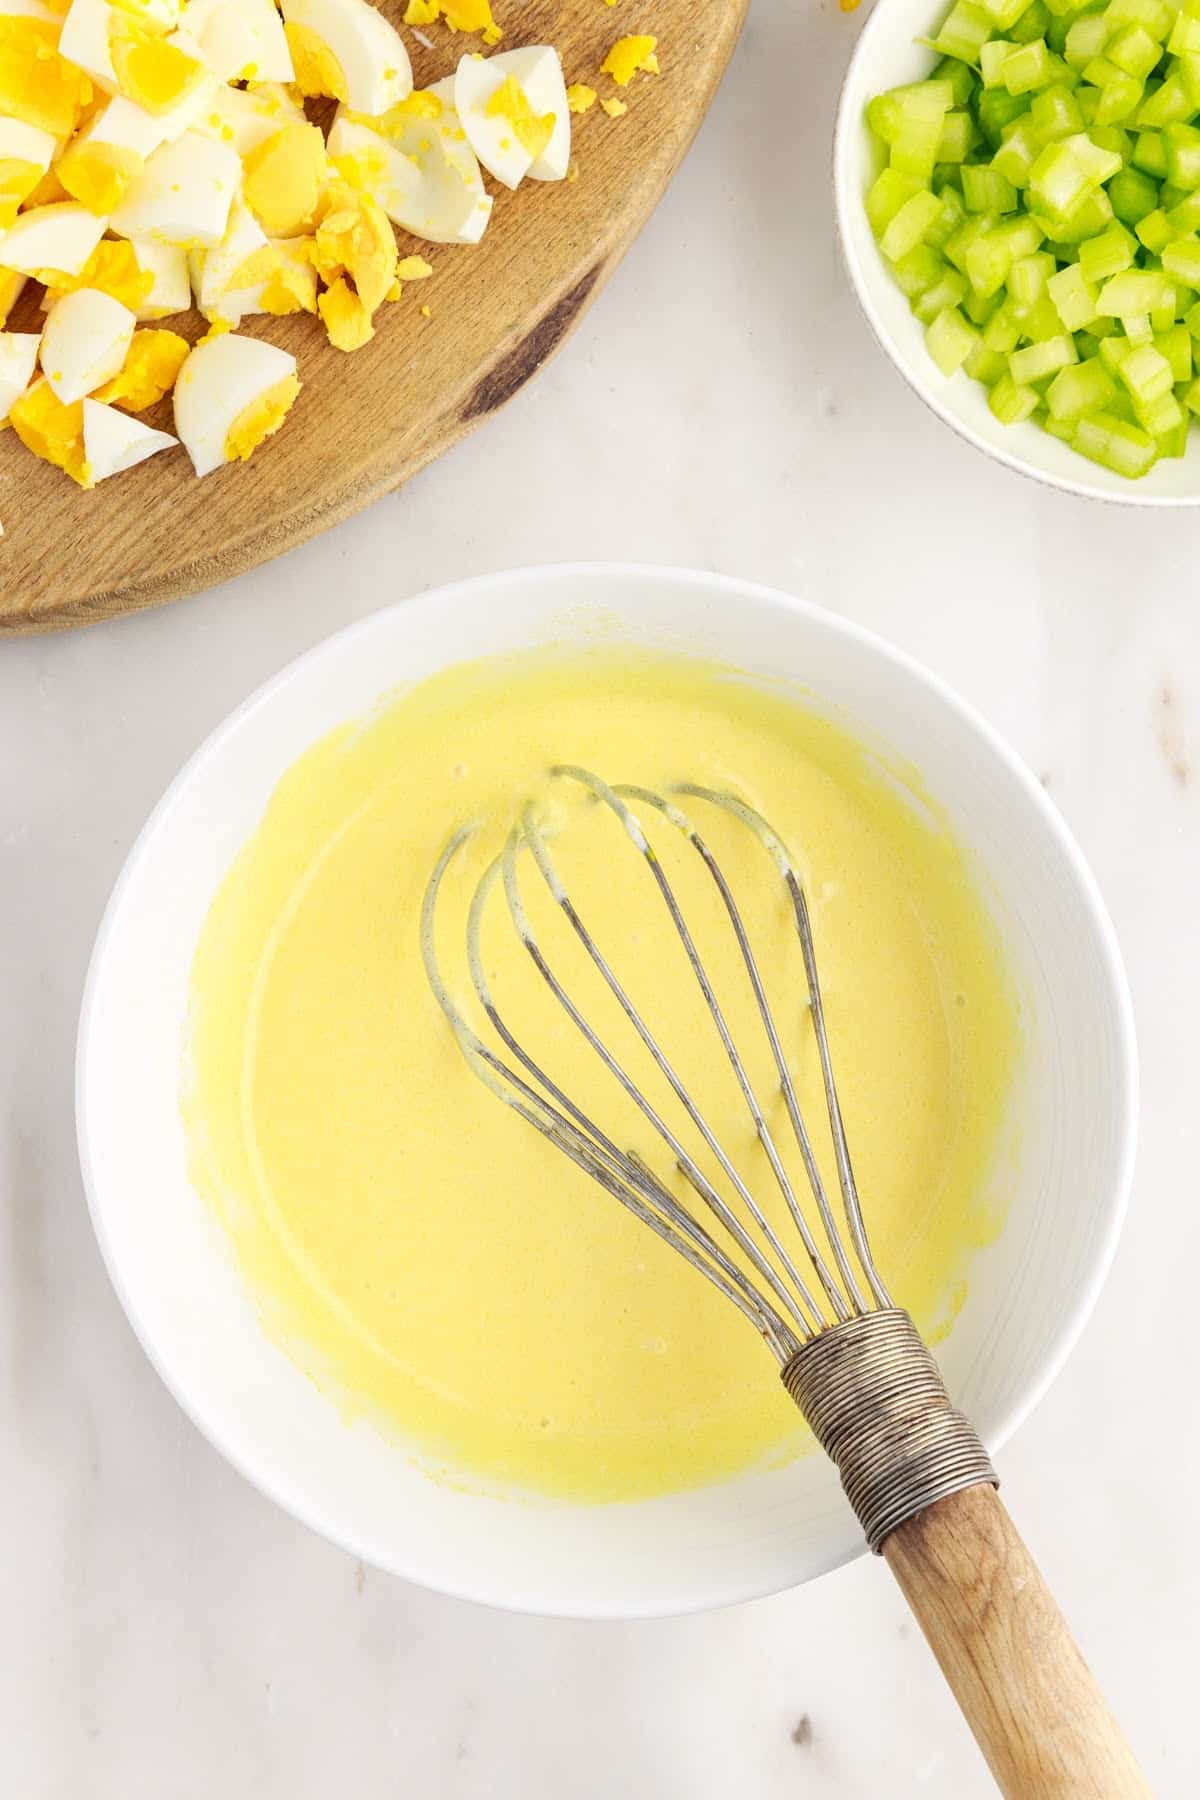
left=462, top=263, right=604, bottom=420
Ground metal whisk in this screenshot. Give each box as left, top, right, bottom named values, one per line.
left=422, top=767, right=1150, bottom=1800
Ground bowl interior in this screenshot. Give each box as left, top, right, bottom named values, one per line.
left=76, top=564, right=1136, bottom=1616
left=835, top=0, right=1200, bottom=505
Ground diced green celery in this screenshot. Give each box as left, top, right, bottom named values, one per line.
left=1117, top=340, right=1175, bottom=400
left=926, top=304, right=982, bottom=372
left=965, top=285, right=1005, bottom=322
left=1097, top=267, right=1174, bottom=311
left=1065, top=12, right=1112, bottom=66
left=926, top=184, right=969, bottom=247
left=965, top=341, right=1010, bottom=380
left=892, top=244, right=949, bottom=297
left=962, top=164, right=1020, bottom=210
left=989, top=370, right=1042, bottom=418
left=1029, top=83, right=1086, bottom=141
left=1093, top=71, right=1145, bottom=123
left=1028, top=132, right=1122, bottom=218
left=868, top=81, right=956, bottom=144
left=1163, top=121, right=1200, bottom=189
left=1160, top=182, right=1191, bottom=211
left=992, top=119, right=1042, bottom=182
left=932, top=53, right=980, bottom=105
left=979, top=88, right=1033, bottom=144
left=1168, top=7, right=1200, bottom=51
left=891, top=115, right=950, bottom=179
left=982, top=37, right=1019, bottom=84
left=1132, top=128, right=1168, bottom=176
left=1003, top=37, right=1055, bottom=91
left=1073, top=410, right=1157, bottom=474
left=1048, top=258, right=1102, bottom=324
left=1126, top=310, right=1154, bottom=341
left=980, top=0, right=1037, bottom=24
left=1010, top=332, right=1079, bottom=378
left=1135, top=73, right=1192, bottom=125
left=1154, top=416, right=1190, bottom=456
left=1184, top=295, right=1200, bottom=336
left=984, top=295, right=1025, bottom=349
left=938, top=110, right=977, bottom=162
left=867, top=168, right=924, bottom=236
left=880, top=189, right=946, bottom=260
left=966, top=232, right=1016, bottom=294
left=1022, top=291, right=1070, bottom=336
left=1089, top=123, right=1133, bottom=158
left=914, top=268, right=970, bottom=320
left=1088, top=313, right=1120, bottom=336
left=944, top=210, right=1001, bottom=271
left=934, top=0, right=994, bottom=61
left=1107, top=22, right=1163, bottom=75
left=1165, top=191, right=1200, bottom=231
left=1161, top=235, right=1200, bottom=286
left=1076, top=85, right=1102, bottom=124
left=1150, top=284, right=1179, bottom=329
left=1136, top=206, right=1174, bottom=249
left=1177, top=50, right=1200, bottom=106
left=1108, top=164, right=1161, bottom=223
left=1078, top=221, right=1137, bottom=282
left=1154, top=320, right=1193, bottom=375
left=1038, top=186, right=1115, bottom=241
left=1108, top=387, right=1140, bottom=422
left=1183, top=371, right=1200, bottom=410
left=1134, top=386, right=1184, bottom=430
left=1100, top=332, right=1135, bottom=369
left=1104, top=0, right=1171, bottom=39
left=1046, top=355, right=1118, bottom=416
left=1011, top=0, right=1053, bottom=42
left=1009, top=248, right=1057, bottom=303
left=1042, top=413, right=1077, bottom=438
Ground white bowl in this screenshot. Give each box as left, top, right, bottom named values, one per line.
left=835, top=0, right=1200, bottom=505
left=76, top=564, right=1137, bottom=1617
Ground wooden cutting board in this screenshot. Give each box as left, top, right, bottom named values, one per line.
left=0, top=0, right=747, bottom=633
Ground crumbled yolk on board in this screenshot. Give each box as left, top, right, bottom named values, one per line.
left=566, top=82, right=597, bottom=113
left=405, top=0, right=503, bottom=44
left=601, top=34, right=659, bottom=86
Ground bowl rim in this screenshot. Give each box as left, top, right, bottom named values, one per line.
left=832, top=0, right=1200, bottom=508
left=75, top=561, right=1140, bottom=1615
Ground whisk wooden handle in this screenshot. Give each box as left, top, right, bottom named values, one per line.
left=882, top=1483, right=1153, bottom=1798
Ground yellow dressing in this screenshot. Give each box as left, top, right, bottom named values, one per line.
left=183, top=651, right=1021, bottom=1505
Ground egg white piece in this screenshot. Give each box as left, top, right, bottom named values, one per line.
left=209, top=236, right=317, bottom=328
left=195, top=80, right=305, bottom=157
left=189, top=194, right=266, bottom=314
left=82, top=396, right=177, bottom=479
left=39, top=285, right=135, bottom=402
left=110, top=130, right=240, bottom=247
left=58, top=0, right=118, bottom=89
left=173, top=330, right=296, bottom=476
left=0, top=203, right=108, bottom=277
left=326, top=115, right=421, bottom=226
left=181, top=0, right=292, bottom=82
left=367, top=83, right=492, bottom=246
left=85, top=72, right=220, bottom=164
left=129, top=237, right=191, bottom=317
left=111, top=0, right=181, bottom=28
left=0, top=117, right=56, bottom=181
left=453, top=53, right=541, bottom=191
left=0, top=0, right=66, bottom=21
left=485, top=47, right=570, bottom=182
left=0, top=331, right=40, bottom=422
left=281, top=0, right=412, bottom=115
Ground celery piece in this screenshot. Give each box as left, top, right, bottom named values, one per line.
left=927, top=304, right=982, bottom=372
left=1163, top=121, right=1200, bottom=189
left=913, top=268, right=970, bottom=321
left=1065, top=12, right=1112, bottom=67
left=1010, top=332, right=1079, bottom=378
left=992, top=118, right=1043, bottom=182
left=989, top=370, right=1042, bottom=418
left=1093, top=72, right=1145, bottom=123
left=1132, top=129, right=1168, bottom=176
left=944, top=210, right=1001, bottom=271
left=1162, top=236, right=1200, bottom=285
left=867, top=169, right=924, bottom=236
left=1073, top=411, right=1157, bottom=473
left=1150, top=284, right=1179, bottom=329
left=1028, top=133, right=1122, bottom=218
left=1097, top=267, right=1174, bottom=312
left=939, top=110, right=977, bottom=161
left=1038, top=186, right=1115, bottom=242
left=1160, top=182, right=1191, bottom=211
left=1168, top=8, right=1200, bottom=52
left=868, top=82, right=956, bottom=144
left=965, top=341, right=1011, bottom=380
left=1088, top=313, right=1120, bottom=337
left=926, top=184, right=969, bottom=247
left=1134, top=386, right=1184, bottom=431
left=1042, top=412, right=1076, bottom=438
left=963, top=164, right=1021, bottom=210
left=1135, top=73, right=1192, bottom=125
left=1048, top=258, right=1102, bottom=325
left=1108, top=22, right=1163, bottom=76
left=1009, top=248, right=1057, bottom=303
left=1089, top=123, right=1133, bottom=159
left=982, top=37, right=1019, bottom=84
left=1003, top=37, right=1055, bottom=91
left=1046, top=355, right=1118, bottom=416
left=1125, top=310, right=1154, bottom=341
left=1011, top=0, right=1053, bottom=42
left=1029, top=83, right=1086, bottom=142
left=1104, top=0, right=1171, bottom=39
left=984, top=295, right=1025, bottom=349
left=892, top=114, right=951, bottom=179
left=1154, top=416, right=1190, bottom=456
left=1108, top=164, right=1161, bottom=223
left=1165, top=191, right=1200, bottom=231
left=965, top=285, right=1005, bottom=322
left=979, top=89, right=1033, bottom=144
left=1184, top=296, right=1200, bottom=336
left=966, top=232, right=1016, bottom=294
left=934, top=0, right=994, bottom=61
left=1021, top=291, right=1070, bottom=337
left=1183, top=371, right=1200, bottom=410
left=980, top=0, right=1037, bottom=24
left=1078, top=221, right=1137, bottom=282
left=881, top=189, right=947, bottom=260
left=932, top=53, right=981, bottom=105
left=1154, top=320, right=1193, bottom=376
left=1100, top=332, right=1135, bottom=369
left=1117, top=340, right=1175, bottom=401
left=892, top=244, right=949, bottom=297
left=1136, top=206, right=1174, bottom=249
left=1076, top=85, right=1102, bottom=125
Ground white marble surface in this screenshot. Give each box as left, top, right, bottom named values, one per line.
left=1, top=1, right=1196, bottom=1792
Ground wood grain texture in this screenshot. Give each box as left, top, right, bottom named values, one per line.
left=0, top=0, right=747, bottom=633
left=883, top=1484, right=1154, bottom=1799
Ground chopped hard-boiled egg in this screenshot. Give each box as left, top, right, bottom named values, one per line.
left=173, top=328, right=298, bottom=474
left=0, top=267, right=27, bottom=326
left=0, top=200, right=107, bottom=276
left=127, top=235, right=189, bottom=316
left=57, top=0, right=119, bottom=90
left=404, top=0, right=502, bottom=45
left=42, top=238, right=154, bottom=309
left=243, top=120, right=326, bottom=237
left=0, top=116, right=55, bottom=229
left=0, top=326, right=39, bottom=420
left=281, top=0, right=411, bottom=115
left=453, top=44, right=569, bottom=190
left=82, top=392, right=174, bottom=475
left=340, top=82, right=492, bottom=245
left=9, top=377, right=89, bottom=481
left=179, top=0, right=293, bottom=84
left=109, top=126, right=238, bottom=244
left=0, top=13, right=93, bottom=138
left=93, top=322, right=187, bottom=405
left=600, top=34, right=659, bottom=88
left=195, top=78, right=303, bottom=155
left=39, top=281, right=134, bottom=401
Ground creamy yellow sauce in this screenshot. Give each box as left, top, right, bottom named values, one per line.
left=183, top=651, right=1021, bottom=1504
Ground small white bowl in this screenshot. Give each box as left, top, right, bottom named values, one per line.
left=77, top=564, right=1137, bottom=1617
left=835, top=0, right=1200, bottom=505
